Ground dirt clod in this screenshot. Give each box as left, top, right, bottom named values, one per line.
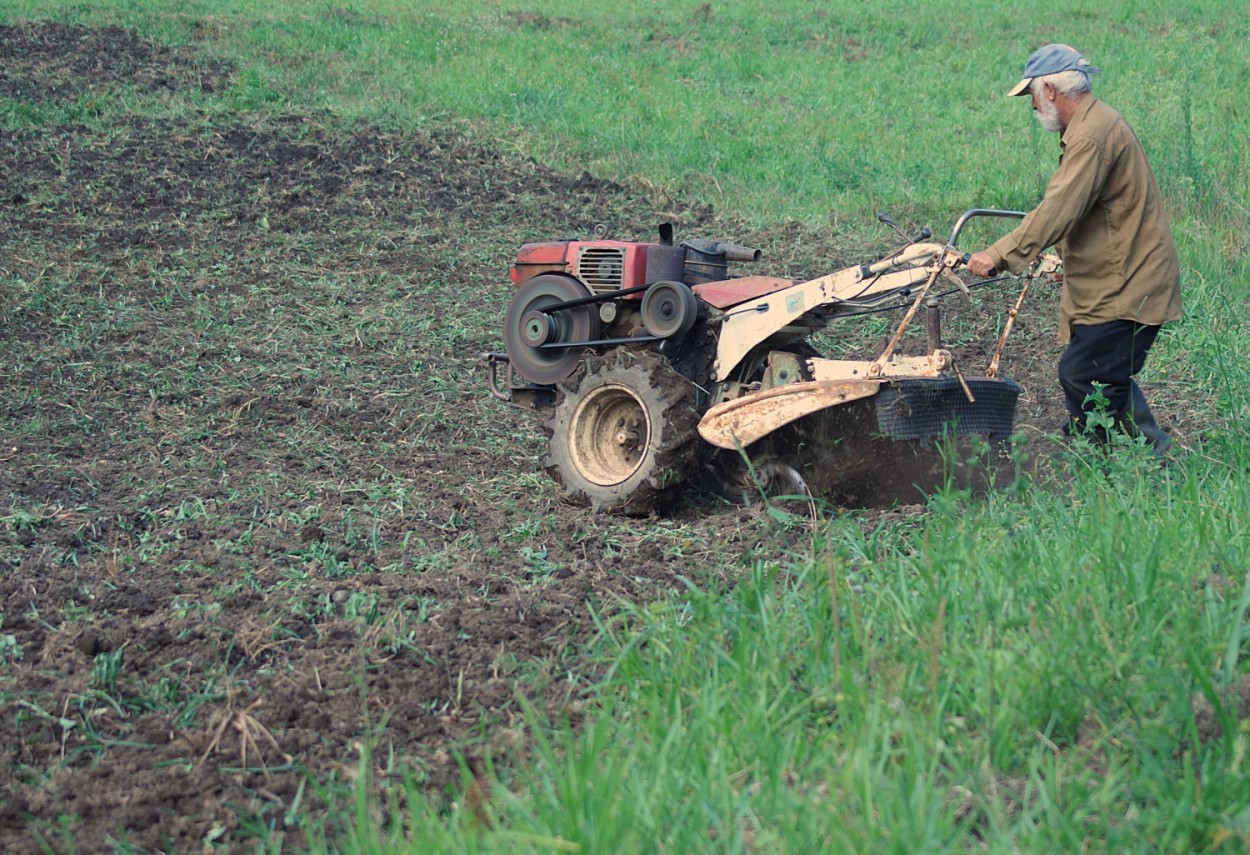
left=1192, top=675, right=1250, bottom=743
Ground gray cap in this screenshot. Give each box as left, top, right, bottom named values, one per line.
left=1007, top=43, right=1100, bottom=96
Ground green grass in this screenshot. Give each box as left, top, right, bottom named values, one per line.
left=4, top=0, right=1250, bottom=851
left=6, top=0, right=1248, bottom=235
left=318, top=450, right=1250, bottom=853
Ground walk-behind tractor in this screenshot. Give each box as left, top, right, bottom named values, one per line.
left=486, top=211, right=1059, bottom=514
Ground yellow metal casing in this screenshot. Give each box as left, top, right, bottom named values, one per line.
left=711, top=242, right=946, bottom=381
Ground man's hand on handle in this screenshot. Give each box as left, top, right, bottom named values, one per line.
left=966, top=251, right=997, bottom=277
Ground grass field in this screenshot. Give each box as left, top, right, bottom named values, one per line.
left=3, top=1, right=1250, bottom=852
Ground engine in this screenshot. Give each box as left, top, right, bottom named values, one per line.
left=510, top=223, right=760, bottom=293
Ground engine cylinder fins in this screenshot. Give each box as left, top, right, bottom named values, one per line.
left=640, top=280, right=698, bottom=339
left=503, top=274, right=602, bottom=385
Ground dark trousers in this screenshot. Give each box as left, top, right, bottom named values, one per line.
left=1059, top=320, right=1171, bottom=453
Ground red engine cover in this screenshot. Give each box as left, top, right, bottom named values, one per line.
left=511, top=240, right=656, bottom=291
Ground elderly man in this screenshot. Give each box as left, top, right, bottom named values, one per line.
left=967, top=44, right=1182, bottom=454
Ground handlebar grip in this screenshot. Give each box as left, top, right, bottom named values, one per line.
left=911, top=227, right=933, bottom=242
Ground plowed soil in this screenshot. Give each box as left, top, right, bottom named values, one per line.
left=0, top=21, right=1190, bottom=853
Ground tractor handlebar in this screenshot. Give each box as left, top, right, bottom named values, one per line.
left=860, top=207, right=1029, bottom=281
left=865, top=209, right=1024, bottom=278
left=946, top=208, right=1027, bottom=248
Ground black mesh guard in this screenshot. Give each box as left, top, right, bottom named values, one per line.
left=874, top=377, right=1022, bottom=440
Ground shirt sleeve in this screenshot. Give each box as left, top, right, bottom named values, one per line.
left=987, top=138, right=1108, bottom=274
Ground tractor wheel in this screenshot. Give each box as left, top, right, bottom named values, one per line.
left=545, top=349, right=700, bottom=515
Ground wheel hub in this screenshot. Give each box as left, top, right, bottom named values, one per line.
left=614, top=422, right=641, bottom=448
left=569, top=384, right=651, bottom=486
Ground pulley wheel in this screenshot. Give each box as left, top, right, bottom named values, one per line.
left=640, top=280, right=698, bottom=339
left=503, top=274, right=601, bottom=385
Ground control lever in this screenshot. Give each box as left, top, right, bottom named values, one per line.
left=878, top=213, right=932, bottom=246
left=877, top=211, right=910, bottom=241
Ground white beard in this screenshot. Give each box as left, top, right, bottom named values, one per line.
left=1035, top=97, right=1063, bottom=133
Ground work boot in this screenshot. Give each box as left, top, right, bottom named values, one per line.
left=1066, top=385, right=1172, bottom=457
left=1125, top=382, right=1172, bottom=456
left=1107, top=383, right=1172, bottom=456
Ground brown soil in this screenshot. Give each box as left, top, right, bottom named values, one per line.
left=0, top=21, right=1189, bottom=853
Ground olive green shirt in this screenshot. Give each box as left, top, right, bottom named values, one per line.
left=986, top=96, right=1182, bottom=342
